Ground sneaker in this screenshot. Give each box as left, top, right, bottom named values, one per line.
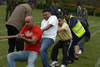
left=50, top=61, right=59, bottom=67
left=61, top=64, right=66, bottom=67
left=78, top=50, right=82, bottom=54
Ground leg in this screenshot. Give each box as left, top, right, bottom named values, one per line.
left=85, top=19, right=89, bottom=27
left=73, top=35, right=83, bottom=60
left=16, top=39, right=24, bottom=51
left=6, top=25, right=24, bottom=53
left=5, top=4, right=9, bottom=21
left=50, top=41, right=62, bottom=67
left=80, top=43, right=84, bottom=52
left=74, top=45, right=80, bottom=60
left=78, top=37, right=85, bottom=53
left=27, top=51, right=38, bottom=67
left=8, top=38, right=16, bottom=53
left=62, top=40, right=70, bottom=65
left=68, top=35, right=79, bottom=61
left=51, top=40, right=62, bottom=61
left=9, top=4, right=13, bottom=16
left=7, top=51, right=29, bottom=67
left=74, top=45, right=80, bottom=55
left=79, top=36, right=87, bottom=52
left=40, top=38, right=54, bottom=67
left=6, top=25, right=17, bottom=53
left=61, top=41, right=72, bottom=67
left=68, top=42, right=75, bottom=61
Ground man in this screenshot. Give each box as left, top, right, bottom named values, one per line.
left=49, top=2, right=58, bottom=16
left=50, top=15, right=72, bottom=67
left=82, top=8, right=89, bottom=27
left=6, top=0, right=36, bottom=53
left=77, top=5, right=82, bottom=18
left=63, top=10, right=86, bottom=61
left=40, top=9, right=58, bottom=67
left=77, top=17, right=91, bottom=54
left=5, top=0, right=18, bottom=21
left=7, top=16, right=42, bottom=67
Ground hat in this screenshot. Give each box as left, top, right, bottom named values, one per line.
left=28, top=0, right=36, bottom=4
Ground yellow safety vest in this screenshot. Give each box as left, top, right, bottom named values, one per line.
left=65, top=15, right=86, bottom=38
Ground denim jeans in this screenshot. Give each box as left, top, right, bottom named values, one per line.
left=40, top=38, right=54, bottom=67
left=7, top=50, right=38, bottom=67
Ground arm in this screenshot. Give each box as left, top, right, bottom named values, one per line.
left=58, top=28, right=65, bottom=32
left=42, top=24, right=53, bottom=32
left=17, top=34, right=38, bottom=45
left=70, top=17, right=78, bottom=28
left=41, top=16, right=58, bottom=32
left=58, top=23, right=67, bottom=33
left=21, top=36, right=38, bottom=45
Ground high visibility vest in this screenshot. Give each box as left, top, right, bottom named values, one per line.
left=65, top=15, right=86, bottom=38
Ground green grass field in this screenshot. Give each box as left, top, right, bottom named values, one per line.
left=0, top=5, right=100, bottom=67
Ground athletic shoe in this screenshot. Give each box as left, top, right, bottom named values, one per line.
left=50, top=61, right=59, bottom=67
left=78, top=50, right=82, bottom=54
left=61, top=64, right=66, bottom=67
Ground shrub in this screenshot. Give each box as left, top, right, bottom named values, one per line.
left=56, top=3, right=100, bottom=16
left=96, top=11, right=100, bottom=16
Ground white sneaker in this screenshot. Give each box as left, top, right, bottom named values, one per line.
left=50, top=61, right=59, bottom=67
left=78, top=50, right=82, bottom=54
left=61, top=64, right=66, bottom=67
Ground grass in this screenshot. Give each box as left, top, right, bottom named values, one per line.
left=0, top=5, right=100, bottom=67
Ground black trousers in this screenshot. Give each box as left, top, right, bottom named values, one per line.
left=51, top=40, right=72, bottom=65
left=68, top=34, right=84, bottom=61
left=6, top=25, right=24, bottom=53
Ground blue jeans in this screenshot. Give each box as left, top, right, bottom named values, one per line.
left=40, top=38, right=54, bottom=67
left=7, top=51, right=38, bottom=67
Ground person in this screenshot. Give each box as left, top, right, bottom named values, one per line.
left=76, top=5, right=82, bottom=18
left=5, top=0, right=18, bottom=21
left=63, top=10, right=86, bottom=61
left=82, top=8, right=89, bottom=27
left=0, top=0, right=5, bottom=4
left=40, top=9, right=58, bottom=67
left=49, top=2, right=58, bottom=16
left=7, top=16, right=42, bottom=67
left=77, top=17, right=91, bottom=54
left=6, top=0, right=36, bottom=53
left=50, top=15, right=72, bottom=67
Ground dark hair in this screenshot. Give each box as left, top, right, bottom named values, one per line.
left=57, top=15, right=64, bottom=19
left=42, top=8, right=51, bottom=13
left=28, top=0, right=36, bottom=4
left=63, top=10, right=70, bottom=15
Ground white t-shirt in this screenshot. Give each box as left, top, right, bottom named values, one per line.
left=41, top=15, right=58, bottom=41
